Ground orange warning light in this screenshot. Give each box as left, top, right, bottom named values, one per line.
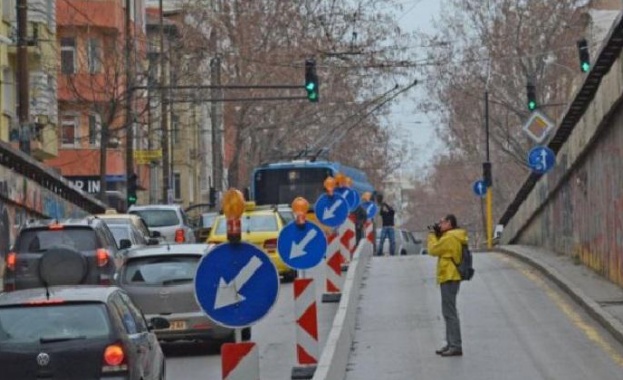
left=222, top=188, right=245, bottom=219
left=324, top=176, right=336, bottom=196
left=362, top=191, right=372, bottom=202
left=292, top=197, right=309, bottom=225
left=334, top=173, right=346, bottom=187
left=345, top=177, right=353, bottom=188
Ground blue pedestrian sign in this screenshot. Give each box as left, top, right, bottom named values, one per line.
left=472, top=180, right=487, bottom=197
left=335, top=187, right=360, bottom=212
left=314, top=193, right=349, bottom=227
left=194, top=242, right=279, bottom=328
left=361, top=201, right=378, bottom=219
left=277, top=221, right=327, bottom=270
left=527, top=146, right=556, bottom=174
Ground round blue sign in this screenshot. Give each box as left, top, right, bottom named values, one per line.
left=472, top=180, right=487, bottom=197
left=335, top=187, right=360, bottom=212
left=277, top=221, right=327, bottom=270
left=361, top=201, right=378, bottom=219
left=527, top=146, right=556, bottom=174
left=314, top=193, right=349, bottom=227
left=194, top=242, right=279, bottom=328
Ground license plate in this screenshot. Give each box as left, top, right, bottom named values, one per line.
left=169, top=320, right=186, bottom=330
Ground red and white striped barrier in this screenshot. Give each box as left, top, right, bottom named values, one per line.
left=364, top=220, right=374, bottom=244
left=323, top=231, right=343, bottom=302
left=221, top=342, right=259, bottom=380
left=294, top=278, right=319, bottom=366
left=339, top=215, right=356, bottom=263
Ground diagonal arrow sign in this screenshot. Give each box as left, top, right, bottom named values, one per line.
left=290, top=228, right=318, bottom=259
left=323, top=199, right=343, bottom=220
left=214, top=255, right=263, bottom=310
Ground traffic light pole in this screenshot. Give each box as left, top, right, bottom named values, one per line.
left=485, top=90, right=493, bottom=249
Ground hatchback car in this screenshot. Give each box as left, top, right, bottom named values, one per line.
left=97, top=213, right=161, bottom=245
left=117, top=243, right=250, bottom=344
left=3, top=218, right=124, bottom=291
left=129, top=205, right=196, bottom=243
left=0, top=286, right=168, bottom=380
left=208, top=202, right=297, bottom=282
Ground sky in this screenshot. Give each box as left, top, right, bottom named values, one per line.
left=389, top=0, right=444, bottom=177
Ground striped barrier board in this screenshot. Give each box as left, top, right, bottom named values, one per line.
left=322, top=231, right=343, bottom=303
left=291, top=278, right=318, bottom=379
left=338, top=215, right=356, bottom=265
left=222, top=342, right=259, bottom=380
left=364, top=220, right=374, bottom=244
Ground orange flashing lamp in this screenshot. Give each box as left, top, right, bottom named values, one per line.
left=334, top=173, right=346, bottom=187
left=223, top=188, right=245, bottom=243
left=324, top=176, right=336, bottom=196
left=292, top=197, right=309, bottom=225
left=345, top=177, right=353, bottom=188
left=362, top=191, right=372, bottom=202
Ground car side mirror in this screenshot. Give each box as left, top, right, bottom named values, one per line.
left=148, top=316, right=170, bottom=330
left=150, top=231, right=161, bottom=238
left=119, top=239, right=132, bottom=249
left=147, top=238, right=160, bottom=246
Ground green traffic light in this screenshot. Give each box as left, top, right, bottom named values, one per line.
left=581, top=62, right=590, bottom=72
left=306, top=82, right=315, bottom=91
left=528, top=101, right=537, bottom=111
left=308, top=92, right=317, bottom=101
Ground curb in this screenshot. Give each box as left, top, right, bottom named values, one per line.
left=312, top=240, right=372, bottom=380
left=497, top=246, right=623, bottom=346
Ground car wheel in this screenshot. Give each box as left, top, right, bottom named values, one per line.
left=39, top=246, right=87, bottom=286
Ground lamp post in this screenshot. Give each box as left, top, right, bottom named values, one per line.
left=484, top=91, right=493, bottom=249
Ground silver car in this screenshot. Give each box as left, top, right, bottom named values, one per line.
left=376, top=228, right=421, bottom=256
left=129, top=204, right=196, bottom=243
left=117, top=243, right=250, bottom=345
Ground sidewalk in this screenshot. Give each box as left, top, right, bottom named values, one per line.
left=497, top=244, right=623, bottom=345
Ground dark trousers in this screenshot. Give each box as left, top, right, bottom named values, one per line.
left=441, top=280, right=462, bottom=349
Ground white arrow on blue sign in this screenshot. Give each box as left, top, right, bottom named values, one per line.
left=277, top=221, right=327, bottom=270
left=361, top=201, right=378, bottom=219
left=472, top=180, right=487, bottom=197
left=527, top=145, right=556, bottom=174
left=314, top=193, right=349, bottom=227
left=194, top=242, right=279, bottom=328
left=335, top=187, right=360, bottom=212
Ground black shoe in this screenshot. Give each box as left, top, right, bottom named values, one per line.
left=440, top=348, right=463, bottom=357
left=435, top=346, right=448, bottom=355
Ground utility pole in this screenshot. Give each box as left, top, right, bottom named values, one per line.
left=210, top=54, right=223, bottom=193
left=159, top=0, right=170, bottom=203
left=17, top=0, right=30, bottom=154
left=484, top=90, right=493, bottom=249
left=125, top=0, right=134, bottom=208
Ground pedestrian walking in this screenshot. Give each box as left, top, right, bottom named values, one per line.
left=376, top=194, right=395, bottom=256
left=427, top=214, right=468, bottom=357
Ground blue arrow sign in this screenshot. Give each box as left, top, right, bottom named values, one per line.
left=527, top=146, right=556, bottom=174
left=277, top=221, right=327, bottom=270
left=194, top=242, right=279, bottom=328
left=335, top=187, right=360, bottom=212
left=361, top=201, right=378, bottom=219
left=472, top=180, right=487, bottom=197
left=314, top=193, right=349, bottom=227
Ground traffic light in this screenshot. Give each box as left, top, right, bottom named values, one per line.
left=305, top=59, right=319, bottom=102
left=127, top=173, right=138, bottom=206
left=577, top=38, right=590, bottom=73
left=526, top=83, right=537, bottom=111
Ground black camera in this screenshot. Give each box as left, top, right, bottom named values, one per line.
left=427, top=223, right=441, bottom=235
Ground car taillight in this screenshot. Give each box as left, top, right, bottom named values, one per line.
left=175, top=229, right=185, bottom=243
left=6, top=252, right=16, bottom=271
left=102, top=343, right=128, bottom=373
left=96, top=249, right=110, bottom=267
left=263, top=238, right=277, bottom=252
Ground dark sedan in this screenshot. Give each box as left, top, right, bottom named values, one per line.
left=0, top=286, right=168, bottom=380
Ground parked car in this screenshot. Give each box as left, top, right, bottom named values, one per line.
left=375, top=227, right=421, bottom=256
left=97, top=213, right=161, bottom=245
left=208, top=202, right=297, bottom=282
left=0, top=286, right=169, bottom=380
left=129, top=204, right=196, bottom=243
left=3, top=217, right=124, bottom=291
left=117, top=243, right=250, bottom=344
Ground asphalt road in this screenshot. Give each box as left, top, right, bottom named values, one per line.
left=344, top=252, right=623, bottom=380
left=164, top=264, right=338, bottom=379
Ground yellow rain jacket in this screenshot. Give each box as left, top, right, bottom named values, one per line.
left=427, top=228, right=469, bottom=284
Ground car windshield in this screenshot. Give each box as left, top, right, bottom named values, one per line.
left=0, top=303, right=110, bottom=344
left=122, top=256, right=199, bottom=285
left=214, top=214, right=278, bottom=235
left=131, top=210, right=180, bottom=227
left=16, top=228, right=97, bottom=252
left=108, top=226, right=130, bottom=245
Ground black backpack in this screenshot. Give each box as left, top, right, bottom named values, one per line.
left=453, top=244, right=475, bottom=281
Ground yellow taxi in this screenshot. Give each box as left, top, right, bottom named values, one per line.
left=207, top=202, right=297, bottom=282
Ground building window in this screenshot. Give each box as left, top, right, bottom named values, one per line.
left=60, top=38, right=76, bottom=74
left=173, top=172, right=181, bottom=200
left=61, top=114, right=78, bottom=147
left=88, top=113, right=101, bottom=146
left=87, top=38, right=101, bottom=74
left=171, top=114, right=180, bottom=144
left=2, top=68, right=15, bottom=116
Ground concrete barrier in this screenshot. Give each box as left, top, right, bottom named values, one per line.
left=312, top=239, right=372, bottom=380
